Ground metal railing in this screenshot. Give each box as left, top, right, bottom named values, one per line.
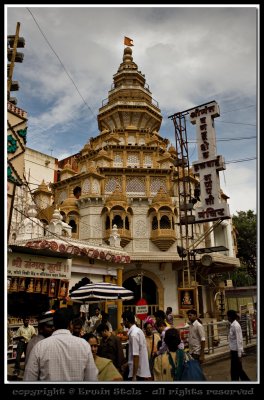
left=177, top=318, right=256, bottom=355
left=120, top=308, right=257, bottom=355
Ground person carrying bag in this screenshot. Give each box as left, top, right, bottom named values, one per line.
left=168, top=350, right=206, bottom=381
left=180, top=352, right=206, bottom=381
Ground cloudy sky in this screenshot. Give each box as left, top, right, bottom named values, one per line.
left=6, top=5, right=258, bottom=216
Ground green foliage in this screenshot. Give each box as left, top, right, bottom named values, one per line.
left=232, top=210, right=257, bottom=283
left=221, top=265, right=255, bottom=287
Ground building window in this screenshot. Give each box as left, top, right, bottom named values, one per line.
left=160, top=215, right=171, bottom=229
left=112, top=215, right=123, bottom=229
left=126, top=176, right=145, bottom=194
left=69, top=219, right=77, bottom=233
left=73, top=186, right=82, bottom=199
left=152, top=216, right=158, bottom=230
left=127, top=153, right=139, bottom=167
left=105, top=216, right=110, bottom=230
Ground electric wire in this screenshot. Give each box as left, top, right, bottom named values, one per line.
left=27, top=8, right=97, bottom=121
left=221, top=105, right=255, bottom=114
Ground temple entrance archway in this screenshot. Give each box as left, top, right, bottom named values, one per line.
left=123, top=269, right=164, bottom=313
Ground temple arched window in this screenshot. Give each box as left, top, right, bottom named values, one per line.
left=125, top=216, right=129, bottom=230
left=152, top=216, right=158, bottom=230
left=160, top=215, right=171, bottom=229
left=73, top=186, right=82, bottom=199
left=69, top=219, right=77, bottom=233
left=60, top=211, right=66, bottom=222
left=112, top=215, right=123, bottom=229
left=105, top=215, right=110, bottom=230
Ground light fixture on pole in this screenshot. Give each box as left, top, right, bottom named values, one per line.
left=133, top=272, right=143, bottom=298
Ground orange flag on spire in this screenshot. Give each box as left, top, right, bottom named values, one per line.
left=124, top=36, right=134, bottom=46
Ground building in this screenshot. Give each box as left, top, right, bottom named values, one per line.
left=9, top=147, right=58, bottom=243
left=27, top=46, right=240, bottom=318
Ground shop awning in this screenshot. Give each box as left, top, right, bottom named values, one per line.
left=9, top=244, right=72, bottom=259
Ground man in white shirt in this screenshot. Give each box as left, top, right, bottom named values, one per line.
left=80, top=303, right=89, bottom=321
left=24, top=308, right=98, bottom=382
left=89, top=307, right=102, bottom=334
left=13, top=316, right=36, bottom=376
left=227, top=309, right=250, bottom=381
left=122, top=310, right=151, bottom=381
left=186, top=309, right=205, bottom=363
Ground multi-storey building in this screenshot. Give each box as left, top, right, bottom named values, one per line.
left=12, top=46, right=240, bottom=318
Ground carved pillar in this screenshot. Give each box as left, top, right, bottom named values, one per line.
left=122, top=174, right=126, bottom=193
left=146, top=175, right=150, bottom=197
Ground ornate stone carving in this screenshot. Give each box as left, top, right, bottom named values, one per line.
left=134, top=218, right=148, bottom=237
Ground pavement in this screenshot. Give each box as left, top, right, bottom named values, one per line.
left=6, top=340, right=257, bottom=382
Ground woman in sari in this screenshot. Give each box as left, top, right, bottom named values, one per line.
left=84, top=333, right=123, bottom=381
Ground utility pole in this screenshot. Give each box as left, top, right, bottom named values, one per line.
left=7, top=22, right=25, bottom=103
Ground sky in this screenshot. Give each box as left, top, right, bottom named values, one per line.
left=5, top=5, right=258, bottom=216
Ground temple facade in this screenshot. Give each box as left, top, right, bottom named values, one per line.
left=14, top=46, right=240, bottom=318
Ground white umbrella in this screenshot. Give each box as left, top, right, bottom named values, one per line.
left=69, top=282, right=134, bottom=302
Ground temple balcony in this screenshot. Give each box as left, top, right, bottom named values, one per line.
left=150, top=228, right=177, bottom=251
left=104, top=228, right=132, bottom=248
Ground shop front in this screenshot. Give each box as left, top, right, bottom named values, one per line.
left=7, top=250, right=72, bottom=317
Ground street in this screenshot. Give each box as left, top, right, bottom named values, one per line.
left=7, top=347, right=257, bottom=382
left=202, top=347, right=257, bottom=382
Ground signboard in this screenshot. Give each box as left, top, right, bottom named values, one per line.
left=136, top=305, right=148, bottom=314
left=190, top=101, right=231, bottom=223
left=8, top=253, right=71, bottom=280
left=136, top=298, right=148, bottom=320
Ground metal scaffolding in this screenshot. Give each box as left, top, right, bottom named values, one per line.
left=169, top=110, right=194, bottom=288
left=169, top=104, right=228, bottom=314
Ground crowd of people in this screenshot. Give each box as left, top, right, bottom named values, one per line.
left=11, top=305, right=250, bottom=382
